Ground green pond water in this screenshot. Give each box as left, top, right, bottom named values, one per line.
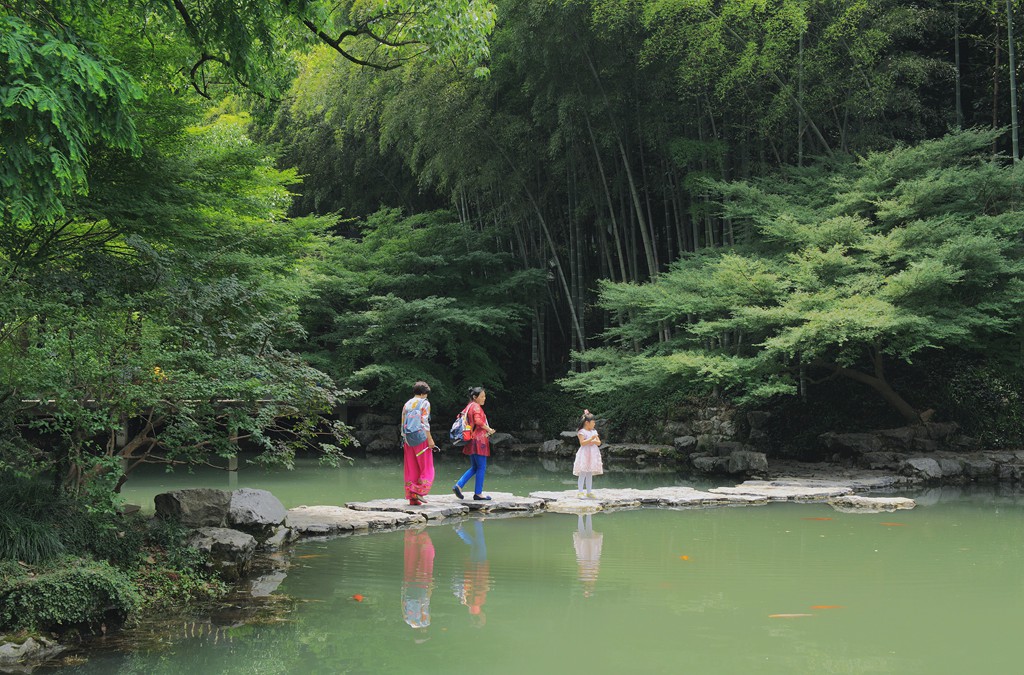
left=52, top=457, right=1024, bottom=674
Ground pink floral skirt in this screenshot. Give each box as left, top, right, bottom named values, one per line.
left=573, top=445, right=603, bottom=475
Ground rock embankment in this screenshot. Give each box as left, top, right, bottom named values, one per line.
left=155, top=488, right=293, bottom=579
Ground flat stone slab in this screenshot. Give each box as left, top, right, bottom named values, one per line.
left=530, top=487, right=767, bottom=512
left=828, top=495, right=917, bottom=513
left=346, top=492, right=545, bottom=519
left=765, top=475, right=908, bottom=490
left=709, top=480, right=854, bottom=501
left=286, top=505, right=425, bottom=535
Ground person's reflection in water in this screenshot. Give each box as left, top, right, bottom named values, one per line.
left=452, top=519, right=489, bottom=627
left=402, top=528, right=434, bottom=634
left=574, top=514, right=603, bottom=598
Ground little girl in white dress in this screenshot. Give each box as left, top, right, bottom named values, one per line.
left=573, top=410, right=603, bottom=498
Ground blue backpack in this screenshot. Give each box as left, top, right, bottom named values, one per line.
left=402, top=399, right=428, bottom=446
left=449, top=406, right=472, bottom=447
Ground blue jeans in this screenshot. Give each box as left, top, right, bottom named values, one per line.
left=456, top=454, right=487, bottom=495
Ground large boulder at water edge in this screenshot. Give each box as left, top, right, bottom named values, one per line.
left=727, top=450, right=769, bottom=475
left=488, top=432, right=518, bottom=447
left=187, top=527, right=256, bottom=580
left=900, top=457, right=943, bottom=481
left=228, top=488, right=288, bottom=542
left=155, top=488, right=231, bottom=527
left=0, top=636, right=64, bottom=667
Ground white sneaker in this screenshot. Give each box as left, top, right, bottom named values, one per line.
left=576, top=491, right=585, bottom=498
left=586, top=492, right=597, bottom=499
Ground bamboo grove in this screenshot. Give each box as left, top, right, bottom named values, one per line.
left=266, top=0, right=1023, bottom=421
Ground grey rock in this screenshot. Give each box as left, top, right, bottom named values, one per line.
left=366, top=438, right=397, bottom=454
left=287, top=505, right=426, bottom=535
left=923, top=421, right=960, bottom=440
left=708, top=440, right=750, bottom=457
left=710, top=481, right=853, bottom=501
left=828, top=495, right=916, bottom=513
left=354, top=425, right=399, bottom=447
left=747, top=429, right=770, bottom=449
left=953, top=435, right=980, bottom=450
left=354, top=412, right=393, bottom=429
left=901, top=457, right=943, bottom=481
left=488, top=432, right=518, bottom=446
left=540, top=439, right=570, bottom=456
left=997, top=463, right=1022, bottom=482
left=727, top=450, right=768, bottom=475
left=663, top=421, right=693, bottom=437
left=0, top=636, right=64, bottom=666
left=962, top=458, right=995, bottom=481
left=747, top=411, right=771, bottom=430
left=673, top=435, right=698, bottom=452
left=261, top=525, right=292, bottom=550
left=820, top=432, right=882, bottom=455
left=935, top=457, right=964, bottom=478
left=691, top=420, right=714, bottom=435
left=859, top=452, right=904, bottom=470
left=878, top=426, right=918, bottom=449
left=691, top=455, right=728, bottom=473
left=228, top=489, right=287, bottom=542
left=155, top=488, right=231, bottom=527
left=187, top=527, right=257, bottom=580
left=912, top=438, right=940, bottom=453
left=517, top=430, right=544, bottom=443
left=348, top=492, right=544, bottom=517
left=603, top=443, right=677, bottom=460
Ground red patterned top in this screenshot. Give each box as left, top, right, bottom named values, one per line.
left=463, top=401, right=490, bottom=457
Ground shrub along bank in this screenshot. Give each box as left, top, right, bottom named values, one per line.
left=0, top=473, right=227, bottom=637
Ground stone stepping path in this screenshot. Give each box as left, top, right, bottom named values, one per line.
left=345, top=491, right=545, bottom=520
left=286, top=479, right=917, bottom=535
left=286, top=505, right=426, bottom=536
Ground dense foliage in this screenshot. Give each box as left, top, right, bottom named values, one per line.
left=0, top=472, right=226, bottom=632
left=561, top=130, right=1024, bottom=424
left=2, top=0, right=1023, bottom=640
left=293, top=209, right=543, bottom=409
left=0, top=0, right=502, bottom=632
left=269, top=0, right=1024, bottom=408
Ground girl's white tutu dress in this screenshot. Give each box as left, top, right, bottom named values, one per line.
left=573, top=428, right=604, bottom=476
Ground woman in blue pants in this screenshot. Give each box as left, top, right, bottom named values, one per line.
left=452, top=387, right=495, bottom=500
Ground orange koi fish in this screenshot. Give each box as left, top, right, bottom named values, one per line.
left=352, top=594, right=365, bottom=602
left=879, top=522, right=905, bottom=527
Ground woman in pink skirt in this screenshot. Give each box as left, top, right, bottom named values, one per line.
left=401, top=381, right=438, bottom=505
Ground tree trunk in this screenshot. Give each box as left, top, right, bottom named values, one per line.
left=994, top=21, right=1002, bottom=155
left=1008, top=0, right=1020, bottom=161
left=955, top=3, right=963, bottom=128
left=815, top=358, right=921, bottom=424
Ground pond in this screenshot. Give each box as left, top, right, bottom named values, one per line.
left=51, top=457, right=1024, bottom=673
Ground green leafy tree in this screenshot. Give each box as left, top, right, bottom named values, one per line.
left=1, top=104, right=357, bottom=491
left=294, top=208, right=544, bottom=409
left=562, top=129, right=1024, bottom=423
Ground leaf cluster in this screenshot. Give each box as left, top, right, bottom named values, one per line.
left=563, top=129, right=1024, bottom=413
